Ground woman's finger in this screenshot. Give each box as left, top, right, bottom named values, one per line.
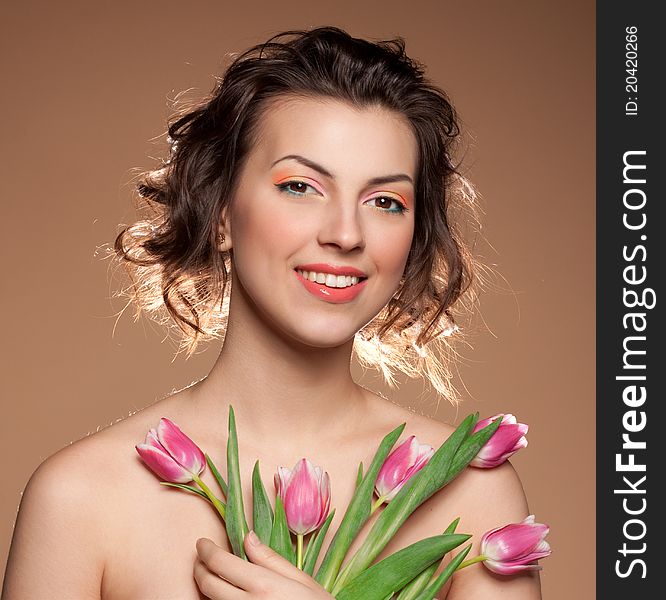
left=193, top=558, right=246, bottom=600
left=196, top=538, right=257, bottom=593
left=243, top=530, right=314, bottom=588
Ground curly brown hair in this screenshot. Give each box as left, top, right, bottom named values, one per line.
left=112, top=26, right=482, bottom=403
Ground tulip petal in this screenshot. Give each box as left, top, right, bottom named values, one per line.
left=275, top=466, right=291, bottom=498
left=318, top=470, right=332, bottom=528
left=277, top=458, right=331, bottom=536
left=375, top=436, right=419, bottom=498
left=404, top=445, right=435, bottom=478
left=284, top=459, right=324, bottom=535
left=471, top=415, right=529, bottom=468
left=504, top=548, right=553, bottom=564
left=145, top=428, right=164, bottom=450
left=479, top=515, right=551, bottom=576
left=477, top=425, right=527, bottom=457
left=484, top=559, right=543, bottom=575
left=135, top=443, right=193, bottom=483
left=375, top=436, right=436, bottom=503
left=381, top=442, right=434, bottom=502
left=473, top=414, right=500, bottom=431
left=382, top=482, right=405, bottom=503
left=483, top=522, right=550, bottom=561
left=157, top=418, right=206, bottom=474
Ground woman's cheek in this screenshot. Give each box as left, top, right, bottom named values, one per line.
left=370, top=222, right=414, bottom=281
left=234, top=198, right=290, bottom=258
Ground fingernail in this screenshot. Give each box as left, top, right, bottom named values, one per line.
left=247, top=530, right=260, bottom=546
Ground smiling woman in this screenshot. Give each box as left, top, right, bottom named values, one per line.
left=111, top=27, right=475, bottom=401
left=2, top=26, right=541, bottom=600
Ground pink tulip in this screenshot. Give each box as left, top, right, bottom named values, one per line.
left=375, top=435, right=434, bottom=504
left=135, top=417, right=206, bottom=483
left=470, top=413, right=528, bottom=468
left=275, top=458, right=331, bottom=536
left=480, top=515, right=551, bottom=574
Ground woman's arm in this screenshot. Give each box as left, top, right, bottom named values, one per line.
left=2, top=450, right=106, bottom=599
left=442, top=461, right=542, bottom=599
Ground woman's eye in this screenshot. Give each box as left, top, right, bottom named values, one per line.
left=276, top=182, right=407, bottom=215
left=367, top=196, right=407, bottom=214
left=275, top=180, right=318, bottom=196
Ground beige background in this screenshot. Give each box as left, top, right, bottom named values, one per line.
left=0, top=1, right=595, bottom=598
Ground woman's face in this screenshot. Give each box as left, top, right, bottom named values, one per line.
left=225, top=96, right=418, bottom=348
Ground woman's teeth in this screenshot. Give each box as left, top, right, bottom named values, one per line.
left=296, top=269, right=361, bottom=288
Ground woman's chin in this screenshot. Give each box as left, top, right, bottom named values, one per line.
left=281, top=323, right=359, bottom=350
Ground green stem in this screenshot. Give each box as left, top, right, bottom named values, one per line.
left=370, top=496, right=385, bottom=515
left=457, top=554, right=487, bottom=570
left=192, top=473, right=226, bottom=521
left=297, top=534, right=304, bottom=570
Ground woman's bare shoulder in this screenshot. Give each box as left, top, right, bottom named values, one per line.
left=362, top=390, right=456, bottom=444
left=32, top=390, right=200, bottom=504
left=4, top=390, right=219, bottom=599
left=4, top=396, right=171, bottom=598
left=17, top=390, right=201, bottom=540
left=37, top=395, right=171, bottom=471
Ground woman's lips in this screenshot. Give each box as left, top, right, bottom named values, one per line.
left=294, top=270, right=368, bottom=304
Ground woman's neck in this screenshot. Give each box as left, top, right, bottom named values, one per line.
left=190, top=289, right=371, bottom=449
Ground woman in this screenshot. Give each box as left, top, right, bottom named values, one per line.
left=2, top=27, right=541, bottom=599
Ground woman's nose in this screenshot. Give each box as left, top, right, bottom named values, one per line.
left=316, top=200, right=366, bottom=252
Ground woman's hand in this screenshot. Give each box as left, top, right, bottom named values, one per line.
left=194, top=530, right=335, bottom=599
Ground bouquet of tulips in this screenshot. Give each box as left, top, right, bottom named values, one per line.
left=136, top=408, right=550, bottom=599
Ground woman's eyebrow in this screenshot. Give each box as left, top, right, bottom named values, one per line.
left=270, top=154, right=414, bottom=187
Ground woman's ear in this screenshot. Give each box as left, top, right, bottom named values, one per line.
left=217, top=206, right=232, bottom=251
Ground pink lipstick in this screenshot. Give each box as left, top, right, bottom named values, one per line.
left=294, top=263, right=368, bottom=304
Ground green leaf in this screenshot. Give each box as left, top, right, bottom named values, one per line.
left=332, top=413, right=496, bottom=591
left=395, top=563, right=440, bottom=600
left=251, top=460, right=274, bottom=545
left=413, top=544, right=472, bottom=600
left=395, top=518, right=461, bottom=600
left=334, top=533, right=470, bottom=600
left=443, top=517, right=460, bottom=535
left=303, top=509, right=336, bottom=576
left=269, top=495, right=297, bottom=565
left=206, top=453, right=228, bottom=498
left=315, top=422, right=406, bottom=590
left=444, top=421, right=504, bottom=482
left=159, top=481, right=209, bottom=500
left=355, top=462, right=363, bottom=490
left=225, top=405, right=249, bottom=559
